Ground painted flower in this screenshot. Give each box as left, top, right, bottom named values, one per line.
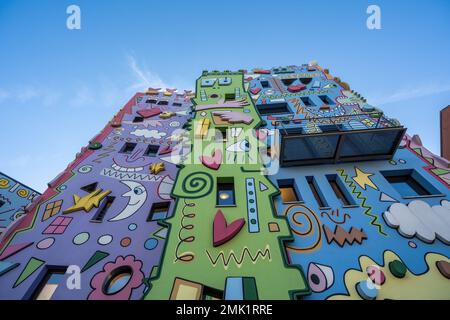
left=88, top=255, right=144, bottom=300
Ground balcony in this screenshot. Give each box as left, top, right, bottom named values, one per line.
left=275, top=112, right=406, bottom=167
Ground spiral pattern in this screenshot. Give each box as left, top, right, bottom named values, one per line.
left=17, top=189, right=29, bottom=198
left=179, top=172, right=213, bottom=198
left=283, top=204, right=322, bottom=254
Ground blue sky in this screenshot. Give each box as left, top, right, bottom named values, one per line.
left=0, top=0, right=449, bottom=191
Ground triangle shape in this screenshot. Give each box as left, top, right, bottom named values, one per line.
left=0, top=261, right=20, bottom=277
left=154, top=227, right=168, bottom=239
left=81, top=251, right=109, bottom=273
left=379, top=192, right=397, bottom=203
left=425, top=157, right=434, bottom=165
left=0, top=242, right=33, bottom=260
left=81, top=182, right=98, bottom=193
left=13, top=257, right=45, bottom=288
left=259, top=182, right=268, bottom=192
left=413, top=147, right=423, bottom=156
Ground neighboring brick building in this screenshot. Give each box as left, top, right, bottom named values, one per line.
left=441, top=105, right=450, bottom=160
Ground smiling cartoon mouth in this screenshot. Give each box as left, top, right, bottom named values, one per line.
left=111, top=163, right=144, bottom=172
left=128, top=200, right=142, bottom=206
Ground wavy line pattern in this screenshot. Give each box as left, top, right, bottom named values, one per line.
left=174, top=199, right=196, bottom=263
left=337, top=169, right=387, bottom=236
left=205, top=245, right=271, bottom=270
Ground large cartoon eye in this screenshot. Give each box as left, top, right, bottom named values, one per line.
left=307, top=262, right=334, bottom=293
left=226, top=140, right=251, bottom=152
left=134, top=187, right=144, bottom=195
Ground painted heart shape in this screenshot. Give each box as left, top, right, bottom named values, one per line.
left=200, top=149, right=222, bottom=170
left=213, top=210, right=245, bottom=247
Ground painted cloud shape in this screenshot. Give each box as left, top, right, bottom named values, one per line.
left=131, top=129, right=167, bottom=139
left=383, top=200, right=450, bottom=244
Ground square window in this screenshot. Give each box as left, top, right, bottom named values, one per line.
left=133, top=116, right=144, bottom=123
left=318, top=95, right=335, bottom=105
left=120, top=142, right=137, bottom=154
left=157, top=100, right=169, bottom=106
left=217, top=177, right=235, bottom=206
left=173, top=102, right=182, bottom=107
left=146, top=99, right=157, bottom=104
left=31, top=267, right=67, bottom=300
left=381, top=170, right=440, bottom=198
left=260, top=80, right=271, bottom=88
left=300, top=97, right=315, bottom=106
left=224, top=93, right=236, bottom=102
left=147, top=202, right=171, bottom=221
left=42, top=200, right=63, bottom=221
left=144, top=145, right=160, bottom=157
left=277, top=179, right=300, bottom=203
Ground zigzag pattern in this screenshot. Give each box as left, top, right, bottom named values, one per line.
left=337, top=169, right=387, bottom=236
left=205, top=245, right=271, bottom=270
left=323, top=225, right=367, bottom=246
left=92, top=141, right=119, bottom=164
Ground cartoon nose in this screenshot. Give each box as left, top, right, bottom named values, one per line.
left=126, top=148, right=145, bottom=162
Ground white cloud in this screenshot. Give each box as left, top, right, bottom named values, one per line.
left=127, top=54, right=169, bottom=91
left=383, top=200, right=450, bottom=244
left=130, top=128, right=167, bottom=139
left=370, top=83, right=450, bottom=106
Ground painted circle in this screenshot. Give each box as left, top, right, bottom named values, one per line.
left=73, top=232, right=90, bottom=245
left=389, top=160, right=397, bottom=165
left=169, top=121, right=180, bottom=127
left=17, top=189, right=29, bottom=198
left=399, top=159, right=406, bottom=164
left=0, top=179, right=9, bottom=187
left=243, top=109, right=251, bottom=113
left=120, top=237, right=131, bottom=247
left=144, top=238, right=158, bottom=250
left=59, top=185, right=67, bottom=190
left=408, top=241, right=417, bottom=248
left=128, top=223, right=137, bottom=231
left=37, top=237, right=55, bottom=250
left=98, top=234, right=113, bottom=245
left=78, top=165, right=93, bottom=174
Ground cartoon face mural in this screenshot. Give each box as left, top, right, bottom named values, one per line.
left=108, top=181, right=147, bottom=222
left=0, top=90, right=192, bottom=300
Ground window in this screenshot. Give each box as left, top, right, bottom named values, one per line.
left=381, top=170, right=441, bottom=198
left=157, top=100, right=169, bottom=106
left=31, top=267, right=67, bottom=300
left=133, top=116, right=144, bottom=123
left=144, top=145, right=160, bottom=157
left=306, top=176, right=328, bottom=208
left=260, top=80, right=271, bottom=88
left=299, top=78, right=312, bottom=85
left=43, top=216, right=73, bottom=234
left=326, top=175, right=355, bottom=206
left=103, top=266, right=133, bottom=295
left=147, top=202, right=171, bottom=221
left=217, top=177, right=235, bottom=206
left=0, top=199, right=4, bottom=207
left=202, top=286, right=224, bottom=300
left=300, top=97, right=315, bottom=106
left=120, top=142, right=136, bottom=154
left=173, top=102, right=182, bottom=107
left=256, top=102, right=292, bottom=116
left=318, top=95, right=335, bottom=105
left=224, top=93, right=235, bottom=102
left=281, top=78, right=296, bottom=86
left=146, top=99, right=157, bottom=104
left=278, top=179, right=301, bottom=203
left=91, top=196, right=115, bottom=223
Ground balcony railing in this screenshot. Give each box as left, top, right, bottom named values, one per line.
left=274, top=112, right=406, bottom=167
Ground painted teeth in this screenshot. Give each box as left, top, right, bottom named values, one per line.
left=112, top=164, right=144, bottom=172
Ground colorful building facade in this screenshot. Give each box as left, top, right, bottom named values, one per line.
left=0, top=63, right=449, bottom=300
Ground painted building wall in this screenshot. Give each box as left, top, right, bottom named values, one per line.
left=0, top=89, right=193, bottom=299
left=0, top=172, right=39, bottom=240
left=1, top=64, right=449, bottom=300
